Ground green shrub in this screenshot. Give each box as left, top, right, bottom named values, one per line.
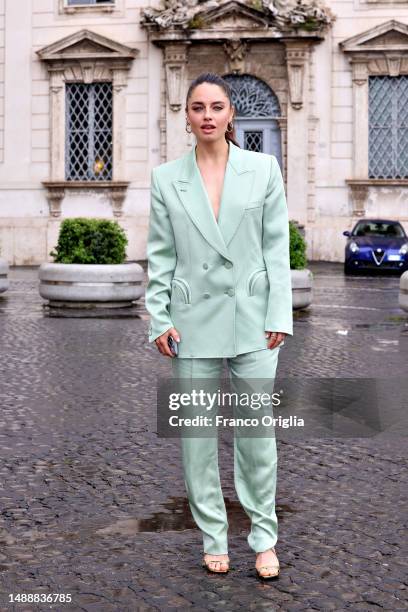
left=289, top=220, right=307, bottom=270
left=50, top=217, right=128, bottom=264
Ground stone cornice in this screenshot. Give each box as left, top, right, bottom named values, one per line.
left=346, top=179, right=408, bottom=186
left=42, top=181, right=130, bottom=218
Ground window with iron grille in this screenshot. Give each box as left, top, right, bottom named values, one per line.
left=368, top=75, right=408, bottom=179
left=67, top=0, right=114, bottom=5
left=65, top=82, right=113, bottom=181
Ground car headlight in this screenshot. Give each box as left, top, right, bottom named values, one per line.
left=349, top=241, right=360, bottom=253
left=399, top=243, right=408, bottom=255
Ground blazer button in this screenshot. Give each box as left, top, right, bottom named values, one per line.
left=224, top=261, right=233, bottom=269
left=203, top=292, right=210, bottom=299
left=203, top=263, right=209, bottom=269
left=227, top=288, right=235, bottom=297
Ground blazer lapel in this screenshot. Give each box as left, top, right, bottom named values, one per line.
left=172, top=141, right=255, bottom=261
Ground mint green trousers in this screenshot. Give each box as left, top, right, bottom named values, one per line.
left=171, top=347, right=281, bottom=555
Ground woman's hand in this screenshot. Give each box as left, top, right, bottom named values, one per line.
left=265, top=331, right=286, bottom=350
left=155, top=327, right=180, bottom=358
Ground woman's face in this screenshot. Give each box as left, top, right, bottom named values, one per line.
left=186, top=83, right=234, bottom=143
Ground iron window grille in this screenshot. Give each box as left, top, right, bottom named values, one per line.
left=244, top=131, right=263, bottom=152
left=223, top=73, right=281, bottom=119
left=223, top=74, right=281, bottom=153
left=368, top=75, right=408, bottom=179
left=65, top=82, right=113, bottom=181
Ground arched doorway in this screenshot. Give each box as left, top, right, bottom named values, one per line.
left=223, top=74, right=283, bottom=168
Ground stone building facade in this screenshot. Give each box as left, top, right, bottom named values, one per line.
left=0, top=0, right=407, bottom=265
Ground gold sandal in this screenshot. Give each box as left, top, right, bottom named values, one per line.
left=255, top=547, right=280, bottom=579
left=202, top=553, right=230, bottom=574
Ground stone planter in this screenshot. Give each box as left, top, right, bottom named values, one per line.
left=38, top=262, right=144, bottom=308
left=0, top=258, right=9, bottom=294
left=399, top=270, right=408, bottom=312
left=291, top=268, right=313, bottom=310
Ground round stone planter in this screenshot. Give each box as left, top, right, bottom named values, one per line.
left=291, top=268, right=313, bottom=310
left=399, top=270, right=408, bottom=312
left=38, top=262, right=144, bottom=308
left=0, top=258, right=9, bottom=294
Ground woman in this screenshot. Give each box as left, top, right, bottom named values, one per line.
left=146, top=73, right=293, bottom=579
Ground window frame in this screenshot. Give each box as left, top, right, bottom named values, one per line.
left=65, top=81, right=114, bottom=182
left=36, top=30, right=138, bottom=216
left=340, top=21, right=408, bottom=215
left=66, top=0, right=114, bottom=4
left=60, top=0, right=119, bottom=15
left=368, top=75, right=408, bottom=180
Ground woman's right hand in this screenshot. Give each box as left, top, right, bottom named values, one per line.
left=155, top=327, right=180, bottom=358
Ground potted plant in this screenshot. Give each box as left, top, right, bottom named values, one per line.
left=289, top=220, right=313, bottom=309
left=38, top=217, right=144, bottom=308
left=399, top=270, right=408, bottom=313
left=0, top=244, right=9, bottom=295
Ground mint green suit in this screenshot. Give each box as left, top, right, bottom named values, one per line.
left=146, top=140, right=293, bottom=554
left=146, top=140, right=293, bottom=357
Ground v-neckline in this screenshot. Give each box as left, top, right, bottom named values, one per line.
left=194, top=142, right=230, bottom=225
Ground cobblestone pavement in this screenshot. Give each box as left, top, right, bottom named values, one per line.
left=0, top=262, right=407, bottom=611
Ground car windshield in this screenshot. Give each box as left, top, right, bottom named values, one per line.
left=353, top=222, right=405, bottom=238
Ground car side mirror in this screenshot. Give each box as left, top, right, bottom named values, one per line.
left=343, top=230, right=351, bottom=237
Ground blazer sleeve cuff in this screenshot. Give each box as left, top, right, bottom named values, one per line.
left=264, top=319, right=294, bottom=337
left=148, top=320, right=174, bottom=343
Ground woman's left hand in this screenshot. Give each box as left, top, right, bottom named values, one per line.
left=265, top=331, right=287, bottom=350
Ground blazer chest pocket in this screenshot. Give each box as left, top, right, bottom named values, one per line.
left=244, top=200, right=263, bottom=212
left=171, top=277, right=192, bottom=304
left=247, top=268, right=268, bottom=296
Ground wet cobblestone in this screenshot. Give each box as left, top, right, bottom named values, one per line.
left=0, top=263, right=407, bottom=611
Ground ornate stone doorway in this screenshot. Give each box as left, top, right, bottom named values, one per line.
left=141, top=0, right=335, bottom=224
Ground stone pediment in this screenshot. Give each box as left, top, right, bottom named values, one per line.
left=36, top=29, right=138, bottom=62
left=191, top=1, right=272, bottom=31
left=339, top=20, right=408, bottom=53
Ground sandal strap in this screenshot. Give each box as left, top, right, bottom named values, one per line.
left=256, top=549, right=279, bottom=572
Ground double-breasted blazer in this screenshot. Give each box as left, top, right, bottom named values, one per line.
left=146, top=140, right=293, bottom=358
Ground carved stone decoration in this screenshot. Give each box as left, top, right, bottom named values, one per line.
left=346, top=182, right=369, bottom=217
left=386, top=56, right=402, bottom=77
left=223, top=39, right=249, bottom=74
left=350, top=61, right=369, bottom=86
left=284, top=43, right=309, bottom=109
left=164, top=44, right=190, bottom=111
left=44, top=185, right=66, bottom=218
left=110, top=185, right=128, bottom=217
left=282, top=0, right=335, bottom=31
left=140, top=0, right=335, bottom=35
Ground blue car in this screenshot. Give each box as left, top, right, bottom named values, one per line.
left=343, top=218, right=408, bottom=275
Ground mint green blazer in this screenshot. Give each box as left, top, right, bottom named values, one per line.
left=146, top=140, right=293, bottom=358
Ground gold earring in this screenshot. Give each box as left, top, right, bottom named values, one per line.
left=186, top=121, right=192, bottom=134
left=227, top=121, right=234, bottom=133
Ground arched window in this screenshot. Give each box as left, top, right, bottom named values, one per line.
left=223, top=74, right=282, bottom=167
